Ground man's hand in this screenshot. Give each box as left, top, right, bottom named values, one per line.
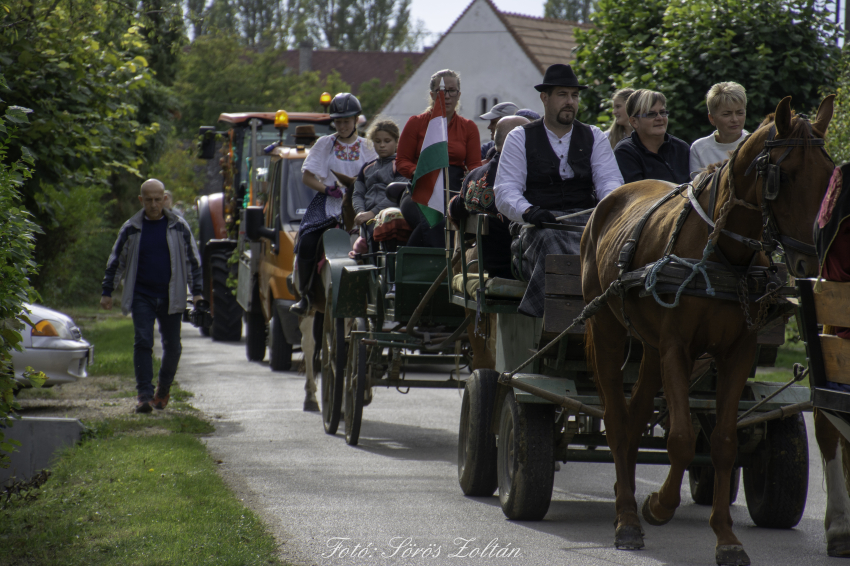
left=100, top=296, right=113, bottom=310
left=193, top=295, right=203, bottom=306
left=353, top=211, right=375, bottom=226
left=522, top=206, right=557, bottom=229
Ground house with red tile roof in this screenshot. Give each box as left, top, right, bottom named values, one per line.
left=280, top=42, right=425, bottom=95
left=376, top=0, right=590, bottom=141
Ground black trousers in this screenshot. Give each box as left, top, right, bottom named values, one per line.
left=400, top=193, right=445, bottom=248
left=296, top=229, right=325, bottom=297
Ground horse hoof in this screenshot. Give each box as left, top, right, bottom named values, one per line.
left=828, top=535, right=850, bottom=557
left=716, top=545, right=750, bottom=566
left=614, top=524, right=644, bottom=550
left=641, top=493, right=674, bottom=526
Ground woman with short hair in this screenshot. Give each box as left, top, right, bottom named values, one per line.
left=396, top=69, right=482, bottom=247
left=614, top=89, right=690, bottom=184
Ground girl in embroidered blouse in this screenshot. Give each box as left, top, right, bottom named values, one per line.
left=290, top=93, right=377, bottom=316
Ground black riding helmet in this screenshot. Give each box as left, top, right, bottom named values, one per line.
left=329, top=93, right=362, bottom=119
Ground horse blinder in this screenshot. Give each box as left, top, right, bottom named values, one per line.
left=764, top=163, right=781, bottom=201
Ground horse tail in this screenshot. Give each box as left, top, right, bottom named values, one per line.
left=841, top=429, right=850, bottom=496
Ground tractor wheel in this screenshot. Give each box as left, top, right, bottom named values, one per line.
left=269, top=306, right=293, bottom=371
left=245, top=286, right=267, bottom=362
left=209, top=248, right=242, bottom=342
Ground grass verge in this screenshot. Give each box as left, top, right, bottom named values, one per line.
left=2, top=307, right=284, bottom=566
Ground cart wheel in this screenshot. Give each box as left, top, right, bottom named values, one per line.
left=743, top=413, right=809, bottom=528
left=458, top=369, right=499, bottom=496
left=688, top=432, right=740, bottom=505
left=497, top=392, right=554, bottom=520
left=344, top=340, right=366, bottom=446
left=321, top=302, right=346, bottom=435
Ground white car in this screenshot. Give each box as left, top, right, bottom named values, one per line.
left=12, top=304, right=93, bottom=387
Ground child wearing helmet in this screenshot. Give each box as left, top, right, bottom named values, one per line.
left=291, top=92, right=377, bottom=316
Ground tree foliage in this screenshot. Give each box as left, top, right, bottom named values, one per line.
left=574, top=0, right=840, bottom=143
left=1, top=0, right=181, bottom=294
left=0, top=102, right=45, bottom=469
left=190, top=0, right=422, bottom=51
left=543, top=0, right=595, bottom=23
left=173, top=32, right=351, bottom=131
left=825, top=49, right=850, bottom=166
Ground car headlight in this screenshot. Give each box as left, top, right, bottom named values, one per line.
left=32, top=319, right=74, bottom=340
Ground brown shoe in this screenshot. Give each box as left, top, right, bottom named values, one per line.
left=135, top=399, right=153, bottom=414
left=152, top=388, right=170, bottom=410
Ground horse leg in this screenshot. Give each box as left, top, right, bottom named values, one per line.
left=707, top=343, right=756, bottom=566
left=587, top=308, right=641, bottom=549
left=626, top=347, right=663, bottom=501
left=815, top=408, right=850, bottom=557
left=642, top=343, right=694, bottom=527
left=300, top=314, right=318, bottom=408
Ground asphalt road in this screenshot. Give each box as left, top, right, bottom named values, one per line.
left=175, top=323, right=844, bottom=566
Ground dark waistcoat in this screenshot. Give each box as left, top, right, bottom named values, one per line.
left=523, top=119, right=595, bottom=210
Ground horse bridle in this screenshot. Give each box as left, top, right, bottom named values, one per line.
left=740, top=120, right=833, bottom=257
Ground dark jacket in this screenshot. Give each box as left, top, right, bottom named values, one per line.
left=352, top=154, right=407, bottom=215
left=102, top=209, right=203, bottom=315
left=452, top=152, right=514, bottom=279
left=614, top=131, right=690, bottom=185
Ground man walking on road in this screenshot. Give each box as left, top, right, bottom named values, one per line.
left=101, top=179, right=203, bottom=413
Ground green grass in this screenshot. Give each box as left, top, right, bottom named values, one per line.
left=0, top=418, right=281, bottom=566
left=1, top=308, right=285, bottom=565
left=755, top=336, right=809, bottom=386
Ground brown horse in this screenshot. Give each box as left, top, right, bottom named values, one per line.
left=580, top=95, right=835, bottom=565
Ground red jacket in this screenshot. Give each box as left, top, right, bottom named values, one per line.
left=396, top=111, right=482, bottom=179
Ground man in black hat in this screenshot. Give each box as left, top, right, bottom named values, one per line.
left=494, top=63, right=624, bottom=317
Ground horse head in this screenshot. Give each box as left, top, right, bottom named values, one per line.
left=736, top=95, right=835, bottom=278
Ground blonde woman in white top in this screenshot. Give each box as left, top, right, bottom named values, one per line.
left=689, top=82, right=749, bottom=177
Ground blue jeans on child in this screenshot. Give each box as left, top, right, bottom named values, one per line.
left=132, top=293, right=183, bottom=401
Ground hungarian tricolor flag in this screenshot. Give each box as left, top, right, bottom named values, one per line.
left=411, top=79, right=450, bottom=227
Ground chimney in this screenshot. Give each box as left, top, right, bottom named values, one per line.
left=299, top=39, right=313, bottom=74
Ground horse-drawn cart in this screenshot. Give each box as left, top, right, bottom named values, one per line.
left=453, top=213, right=812, bottom=529
left=317, top=226, right=471, bottom=446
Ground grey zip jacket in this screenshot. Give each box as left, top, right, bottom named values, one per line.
left=102, top=209, right=203, bottom=315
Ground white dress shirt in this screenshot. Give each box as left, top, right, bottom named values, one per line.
left=494, top=122, right=624, bottom=223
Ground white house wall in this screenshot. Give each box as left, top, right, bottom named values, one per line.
left=378, top=0, right=547, bottom=144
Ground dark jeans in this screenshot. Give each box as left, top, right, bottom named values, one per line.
left=296, top=228, right=325, bottom=298
left=132, top=293, right=183, bottom=401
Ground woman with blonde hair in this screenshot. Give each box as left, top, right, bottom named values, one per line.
left=614, top=89, right=690, bottom=184
left=605, top=87, right=635, bottom=149
left=396, top=69, right=481, bottom=247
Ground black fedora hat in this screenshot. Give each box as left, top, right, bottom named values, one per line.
left=534, top=64, right=588, bottom=92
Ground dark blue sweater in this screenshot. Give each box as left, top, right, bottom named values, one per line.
left=135, top=216, right=171, bottom=298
